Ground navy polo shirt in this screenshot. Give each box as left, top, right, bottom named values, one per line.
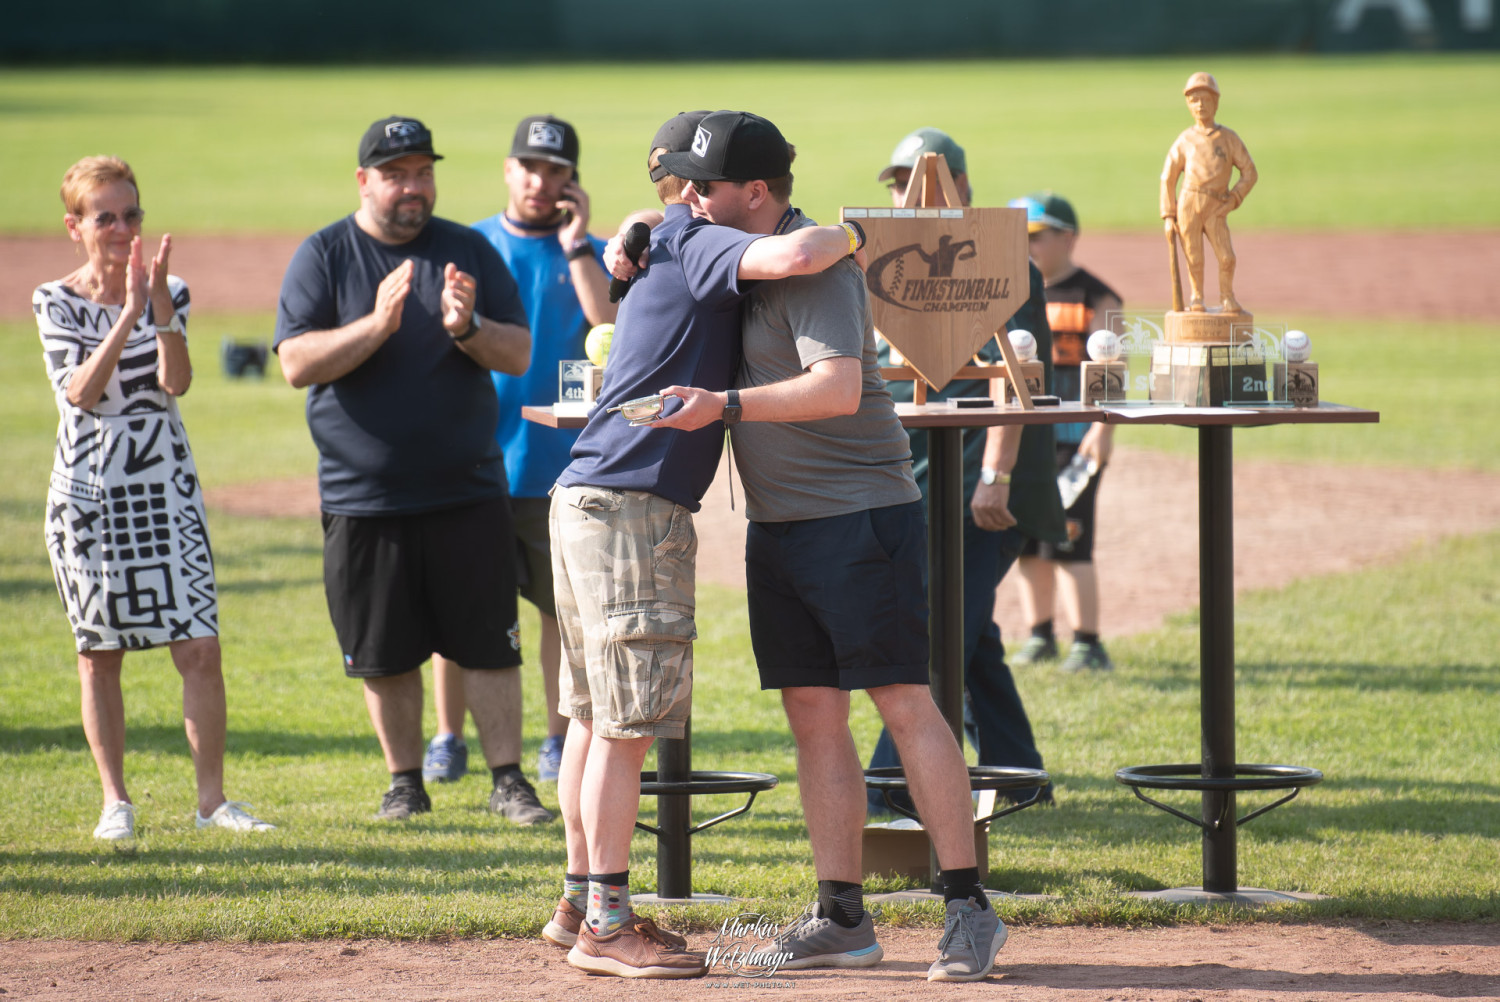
left=558, top=203, right=759, bottom=512
left=274, top=214, right=528, bottom=516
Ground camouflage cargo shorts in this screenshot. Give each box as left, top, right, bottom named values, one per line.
left=549, top=485, right=697, bottom=739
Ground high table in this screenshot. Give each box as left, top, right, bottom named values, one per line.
left=1100, top=403, right=1379, bottom=898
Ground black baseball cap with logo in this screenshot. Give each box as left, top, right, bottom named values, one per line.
left=359, top=116, right=443, bottom=168
left=658, top=111, right=791, bottom=183
left=649, top=110, right=712, bottom=181
left=510, top=114, right=580, bottom=167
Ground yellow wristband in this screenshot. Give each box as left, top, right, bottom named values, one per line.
left=840, top=222, right=860, bottom=256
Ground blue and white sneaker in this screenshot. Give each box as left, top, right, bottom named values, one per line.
left=422, top=733, right=468, bottom=783
left=773, top=902, right=883, bottom=969
left=537, top=734, right=564, bottom=783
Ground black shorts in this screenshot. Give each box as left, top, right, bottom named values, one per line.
left=510, top=496, right=557, bottom=619
left=746, top=500, right=930, bottom=691
left=322, top=496, right=522, bottom=679
left=1021, top=442, right=1105, bottom=563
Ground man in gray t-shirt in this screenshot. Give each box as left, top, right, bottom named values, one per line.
left=650, top=112, right=1008, bottom=983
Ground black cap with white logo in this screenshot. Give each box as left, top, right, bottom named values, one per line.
left=658, top=111, right=790, bottom=183
left=649, top=110, right=712, bottom=181
left=359, top=116, right=443, bottom=168
left=510, top=114, right=580, bottom=167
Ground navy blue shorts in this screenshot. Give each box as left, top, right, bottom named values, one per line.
left=746, top=500, right=930, bottom=691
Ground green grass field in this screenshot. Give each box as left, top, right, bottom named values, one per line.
left=2, top=54, right=1497, bottom=941
left=2, top=54, right=1497, bottom=236
left=0, top=309, right=1497, bottom=938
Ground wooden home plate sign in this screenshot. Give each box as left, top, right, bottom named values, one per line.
left=842, top=203, right=1029, bottom=392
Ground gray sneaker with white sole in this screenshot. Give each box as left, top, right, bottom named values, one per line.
left=927, top=897, right=1007, bottom=982
left=773, top=902, right=883, bottom=969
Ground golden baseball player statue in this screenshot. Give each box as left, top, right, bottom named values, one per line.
left=1160, top=72, right=1257, bottom=313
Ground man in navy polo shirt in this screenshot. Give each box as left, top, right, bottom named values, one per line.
left=546, top=110, right=866, bottom=980
left=275, top=116, right=551, bottom=826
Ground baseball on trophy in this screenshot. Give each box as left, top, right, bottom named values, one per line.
left=585, top=323, right=614, bottom=367
left=1283, top=329, right=1312, bottom=362
left=1087, top=328, right=1123, bottom=362
left=1008, top=329, right=1038, bottom=362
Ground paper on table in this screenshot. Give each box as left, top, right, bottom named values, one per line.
left=1103, top=406, right=1257, bottom=418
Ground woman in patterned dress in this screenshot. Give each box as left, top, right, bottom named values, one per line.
left=36, top=156, right=273, bottom=841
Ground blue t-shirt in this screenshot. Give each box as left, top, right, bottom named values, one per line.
left=470, top=216, right=605, bottom=499
left=274, top=214, right=528, bottom=516
left=557, top=203, right=759, bottom=512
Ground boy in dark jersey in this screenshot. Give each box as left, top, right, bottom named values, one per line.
left=1008, top=193, right=1121, bottom=673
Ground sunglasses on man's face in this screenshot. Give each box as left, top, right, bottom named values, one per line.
left=692, top=179, right=713, bottom=198
left=84, top=208, right=146, bottom=229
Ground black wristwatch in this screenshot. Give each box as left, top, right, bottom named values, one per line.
left=451, top=314, right=481, bottom=343
left=721, top=388, right=743, bottom=427
left=565, top=240, right=594, bottom=262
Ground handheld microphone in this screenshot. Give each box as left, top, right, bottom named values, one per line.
left=608, top=222, right=652, bottom=303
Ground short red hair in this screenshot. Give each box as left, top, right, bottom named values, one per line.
left=60, top=156, right=138, bottom=216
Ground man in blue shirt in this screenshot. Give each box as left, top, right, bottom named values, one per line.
left=422, top=116, right=617, bottom=789
left=545, top=111, right=867, bottom=979
left=275, top=116, right=550, bottom=826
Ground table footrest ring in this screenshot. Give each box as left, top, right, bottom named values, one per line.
left=635, top=770, right=779, bottom=838
left=864, top=765, right=1050, bottom=825
left=1114, top=763, right=1323, bottom=831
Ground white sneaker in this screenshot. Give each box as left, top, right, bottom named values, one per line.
left=93, top=800, right=136, bottom=842
left=196, top=801, right=276, bottom=831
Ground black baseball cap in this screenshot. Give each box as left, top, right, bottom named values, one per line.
left=658, top=111, right=791, bottom=183
left=510, top=114, right=580, bottom=167
left=649, top=110, right=712, bottom=181
left=359, top=116, right=443, bottom=168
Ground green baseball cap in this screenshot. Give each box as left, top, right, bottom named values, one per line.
left=1009, top=191, right=1078, bottom=233
left=878, top=127, right=966, bottom=182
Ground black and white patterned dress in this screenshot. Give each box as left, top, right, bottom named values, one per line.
left=35, top=277, right=218, bottom=652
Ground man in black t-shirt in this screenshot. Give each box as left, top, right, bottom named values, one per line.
left=274, top=116, right=552, bottom=825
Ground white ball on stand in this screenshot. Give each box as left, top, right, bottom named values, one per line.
left=1283, top=330, right=1312, bottom=362
left=1086, top=329, right=1122, bottom=362
left=1007, top=329, right=1037, bottom=362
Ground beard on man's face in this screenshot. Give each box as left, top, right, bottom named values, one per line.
left=380, top=194, right=433, bottom=236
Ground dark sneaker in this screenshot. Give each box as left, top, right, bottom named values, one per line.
left=567, top=915, right=706, bottom=978
left=773, top=902, right=883, bottom=969
left=1011, top=635, right=1059, bottom=666
left=1060, top=640, right=1114, bottom=673
left=537, top=734, right=564, bottom=783
left=376, top=785, right=431, bottom=820
left=422, top=733, right=468, bottom=783
left=927, top=897, right=1006, bottom=982
left=489, top=773, right=555, bottom=825
left=542, top=897, right=584, bottom=949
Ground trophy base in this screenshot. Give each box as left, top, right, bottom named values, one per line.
left=1274, top=361, right=1320, bottom=407
left=1000, top=360, right=1044, bottom=404
left=1151, top=341, right=1269, bottom=407
left=1080, top=361, right=1128, bottom=405
left=1165, top=308, right=1255, bottom=345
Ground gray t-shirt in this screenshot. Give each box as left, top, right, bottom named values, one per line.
left=730, top=213, right=920, bottom=523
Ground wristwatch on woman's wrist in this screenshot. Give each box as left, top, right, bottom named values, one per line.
left=980, top=467, right=1011, bottom=486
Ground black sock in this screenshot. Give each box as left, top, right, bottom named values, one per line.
left=817, top=879, right=865, bottom=928
left=939, top=866, right=987, bottom=909
left=390, top=768, right=424, bottom=791
left=491, top=763, right=523, bottom=787
left=1074, top=630, right=1100, bottom=645
left=1031, top=620, right=1055, bottom=640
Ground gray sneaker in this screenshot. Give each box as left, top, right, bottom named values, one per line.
left=927, top=897, right=1007, bottom=982
left=1060, top=639, right=1114, bottom=673
left=489, top=773, right=555, bottom=825
left=773, top=902, right=883, bottom=969
left=1012, top=635, right=1058, bottom=666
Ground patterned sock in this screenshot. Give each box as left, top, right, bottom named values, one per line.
left=939, top=866, right=988, bottom=909
left=563, top=872, right=588, bottom=912
left=1031, top=620, right=1055, bottom=641
left=587, top=870, right=632, bottom=935
left=818, top=879, right=865, bottom=928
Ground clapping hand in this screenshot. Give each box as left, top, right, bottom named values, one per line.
left=373, top=259, right=414, bottom=336
left=442, top=262, right=478, bottom=337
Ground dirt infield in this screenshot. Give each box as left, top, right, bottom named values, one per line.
left=3, top=921, right=1497, bottom=1001
left=4, top=229, right=1500, bottom=322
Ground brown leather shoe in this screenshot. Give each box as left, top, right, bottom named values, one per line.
left=542, top=898, right=584, bottom=949
left=566, top=915, right=706, bottom=978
